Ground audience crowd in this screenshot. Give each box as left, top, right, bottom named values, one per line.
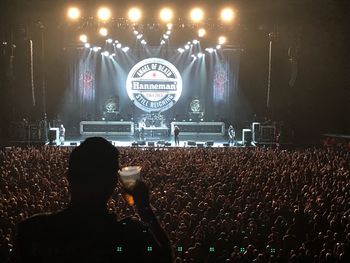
left=0, top=145, right=349, bottom=262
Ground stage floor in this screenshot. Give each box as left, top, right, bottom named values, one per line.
left=60, top=134, right=235, bottom=148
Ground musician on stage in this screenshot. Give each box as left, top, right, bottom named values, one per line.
left=139, top=119, right=146, bottom=140
left=174, top=125, right=180, bottom=146
left=228, top=125, right=235, bottom=146
left=59, top=124, right=65, bottom=145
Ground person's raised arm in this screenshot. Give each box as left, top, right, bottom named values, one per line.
left=131, top=181, right=173, bottom=262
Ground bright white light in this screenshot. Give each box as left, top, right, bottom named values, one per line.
left=198, top=28, right=206, bottom=38
left=166, top=23, right=173, bottom=30
left=178, top=48, right=184, bottom=53
left=206, top=48, right=214, bottom=53
left=93, top=47, right=99, bottom=52
left=133, top=30, right=139, bottom=35
left=192, top=39, right=199, bottom=45
left=160, top=8, right=174, bottom=22
left=190, top=8, right=204, bottom=22
left=197, top=52, right=204, bottom=58
left=111, top=53, right=116, bottom=57
left=141, top=40, right=147, bottom=45
left=136, top=34, right=143, bottom=39
left=116, top=43, right=122, bottom=48
left=216, top=45, right=221, bottom=49
left=160, top=40, right=165, bottom=45
left=99, top=27, right=108, bottom=36
left=218, top=36, right=226, bottom=45
left=79, top=34, right=87, bottom=43
left=106, top=38, right=113, bottom=43
left=67, top=7, right=81, bottom=20
left=128, top=7, right=142, bottom=22
left=184, top=44, right=190, bottom=50
left=84, top=43, right=90, bottom=48
left=97, top=7, right=111, bottom=21
left=166, top=30, right=171, bottom=35
left=122, top=47, right=130, bottom=52
left=102, top=51, right=109, bottom=56
left=220, top=8, right=235, bottom=23
left=163, top=34, right=169, bottom=39
left=114, top=40, right=119, bottom=43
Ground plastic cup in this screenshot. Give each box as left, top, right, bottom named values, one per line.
left=118, top=166, right=141, bottom=189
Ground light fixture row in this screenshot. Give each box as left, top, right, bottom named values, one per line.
left=67, top=6, right=236, bottom=23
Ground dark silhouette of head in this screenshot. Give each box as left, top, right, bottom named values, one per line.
left=68, top=137, right=119, bottom=206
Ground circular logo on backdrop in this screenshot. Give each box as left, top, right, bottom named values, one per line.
left=126, top=58, right=182, bottom=112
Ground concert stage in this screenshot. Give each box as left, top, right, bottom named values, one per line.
left=78, top=120, right=226, bottom=139
left=61, top=134, right=230, bottom=148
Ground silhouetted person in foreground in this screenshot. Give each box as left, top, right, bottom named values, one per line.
left=12, top=137, right=173, bottom=263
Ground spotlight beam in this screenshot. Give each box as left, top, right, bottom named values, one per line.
left=97, top=7, right=111, bottom=21
left=190, top=8, right=204, bottom=23
left=128, top=7, right=142, bottom=22
left=67, top=7, right=81, bottom=20
left=220, top=8, right=235, bottom=23
left=160, top=8, right=174, bottom=23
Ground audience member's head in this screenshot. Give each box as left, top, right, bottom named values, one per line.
left=68, top=137, right=119, bottom=205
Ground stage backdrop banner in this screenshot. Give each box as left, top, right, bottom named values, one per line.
left=64, top=47, right=241, bottom=125
left=64, top=49, right=97, bottom=122
left=213, top=61, right=229, bottom=105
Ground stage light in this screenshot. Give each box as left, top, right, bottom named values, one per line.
left=160, top=8, right=173, bottom=23
left=102, top=51, right=109, bottom=56
left=167, top=23, right=173, bottom=30
left=178, top=48, right=184, bottom=53
left=163, top=34, right=169, bottom=39
left=122, top=47, right=130, bottom=52
left=128, top=7, right=142, bottom=22
left=190, top=8, right=204, bottom=23
left=198, top=28, right=206, bottom=38
left=184, top=44, right=190, bottom=50
left=218, top=36, right=226, bottom=45
left=67, top=7, right=81, bottom=20
left=206, top=48, right=214, bottom=53
left=216, top=44, right=221, bottom=49
left=133, top=30, right=139, bottom=35
left=97, top=7, right=111, bottom=21
left=116, top=43, right=122, bottom=48
left=192, top=39, right=199, bottom=45
left=92, top=47, right=100, bottom=52
left=166, top=30, right=171, bottom=35
left=79, top=34, right=88, bottom=43
left=106, top=38, right=113, bottom=43
left=160, top=40, right=165, bottom=45
left=115, top=40, right=119, bottom=43
left=220, top=8, right=235, bottom=23
left=136, top=34, right=143, bottom=39
left=141, top=40, right=147, bottom=45
left=197, top=52, right=204, bottom=58
left=84, top=43, right=91, bottom=48
left=99, top=27, right=108, bottom=36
